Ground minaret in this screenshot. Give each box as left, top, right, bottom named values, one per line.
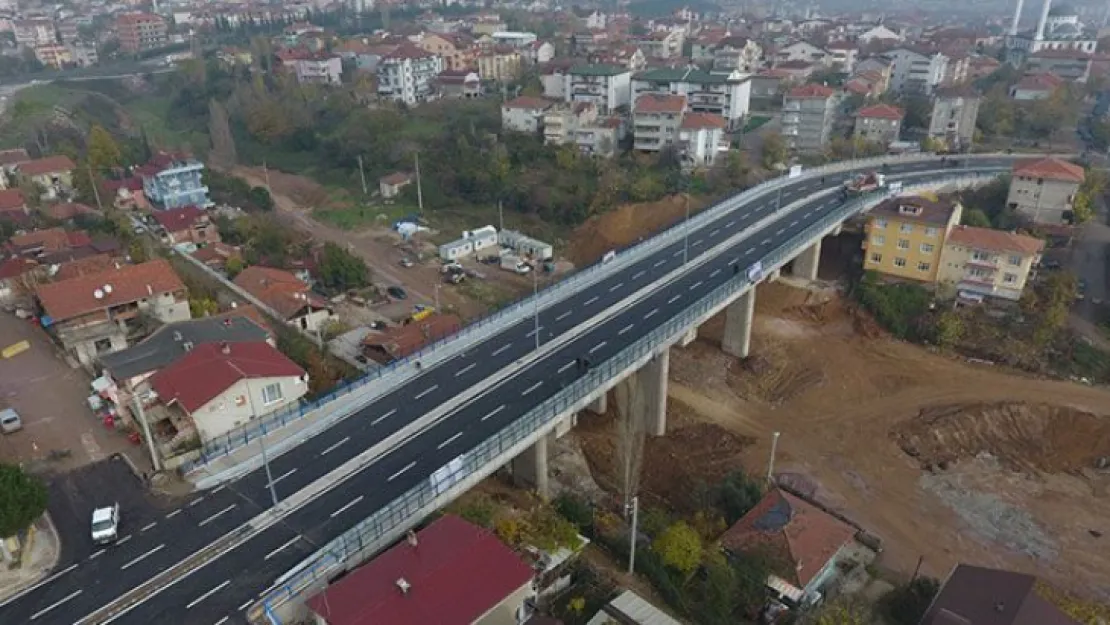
left=1035, top=0, right=1053, bottom=41
left=1010, top=0, right=1025, bottom=36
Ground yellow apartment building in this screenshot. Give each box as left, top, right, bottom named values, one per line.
left=862, top=195, right=963, bottom=282
left=937, top=225, right=1044, bottom=302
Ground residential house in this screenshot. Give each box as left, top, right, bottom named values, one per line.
left=632, top=68, right=752, bottom=131
left=854, top=103, right=904, bottom=145
left=720, top=487, right=858, bottom=607
left=9, top=227, right=91, bottom=259
left=543, top=102, right=598, bottom=145
left=0, top=189, right=27, bottom=223
left=863, top=195, right=963, bottom=283
left=633, top=29, right=684, bottom=59
left=858, top=24, right=903, bottom=46
left=293, top=52, right=343, bottom=85
left=415, top=33, right=475, bottom=72
left=13, top=19, right=56, bottom=48
left=501, top=96, right=554, bottom=134
left=471, top=16, right=507, bottom=37
left=1026, top=50, right=1092, bottom=82
left=478, top=46, right=522, bottom=82
left=966, top=55, right=1002, bottom=81
left=233, top=265, right=335, bottom=333
left=539, top=62, right=574, bottom=100
left=41, top=201, right=97, bottom=221
left=0, top=257, right=42, bottom=306
left=1009, top=72, right=1064, bottom=100
left=101, top=177, right=149, bottom=211
left=774, top=60, right=817, bottom=82
left=751, top=70, right=791, bottom=101
left=0, top=149, right=31, bottom=180
left=36, top=259, right=191, bottom=367
left=305, top=514, right=534, bottom=625
left=919, top=564, right=1081, bottom=625
left=149, top=341, right=307, bottom=444
left=711, top=36, right=762, bottom=73
left=937, top=226, right=1044, bottom=302
left=151, top=206, right=220, bottom=246
left=525, top=40, right=555, bottom=65
left=34, top=44, right=72, bottom=68
left=853, top=57, right=893, bottom=91
left=775, top=41, right=830, bottom=67
left=362, top=314, right=461, bottom=364
left=436, top=69, right=482, bottom=99
left=928, top=87, right=981, bottom=151
left=378, top=44, right=445, bottom=106
left=485, top=31, right=537, bottom=49
left=566, top=65, right=633, bottom=114
left=137, top=153, right=211, bottom=210
left=13, top=155, right=76, bottom=198
left=677, top=112, right=729, bottom=167
left=379, top=172, right=413, bottom=199
left=1006, top=157, right=1086, bottom=225
left=192, top=242, right=242, bottom=272
left=782, top=84, right=838, bottom=152
left=116, top=12, right=168, bottom=53
left=633, top=94, right=687, bottom=153
left=826, top=40, right=859, bottom=72
left=69, top=43, right=99, bottom=68
left=882, top=48, right=947, bottom=95
left=576, top=118, right=623, bottom=157
left=588, top=591, right=681, bottom=625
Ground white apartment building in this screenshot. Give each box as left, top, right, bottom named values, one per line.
left=632, top=68, right=751, bottom=131
left=14, top=19, right=56, bottom=48
left=882, top=48, right=948, bottom=95
left=565, top=64, right=632, bottom=115
left=294, top=54, right=342, bottom=85
left=633, top=94, right=687, bottom=152
left=678, top=113, right=729, bottom=167
left=782, top=84, right=838, bottom=152
left=543, top=102, right=599, bottom=146
left=377, top=44, right=445, bottom=106
left=501, top=96, right=554, bottom=134
left=1005, top=157, right=1085, bottom=225
left=711, top=36, right=762, bottom=73
left=774, top=41, right=830, bottom=67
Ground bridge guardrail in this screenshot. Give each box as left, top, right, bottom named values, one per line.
left=185, top=152, right=1013, bottom=472
left=250, top=172, right=998, bottom=623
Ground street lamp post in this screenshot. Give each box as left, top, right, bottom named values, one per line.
left=682, top=182, right=691, bottom=265
left=246, top=390, right=279, bottom=508
left=532, top=267, right=541, bottom=351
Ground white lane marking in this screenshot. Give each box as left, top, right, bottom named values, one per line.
left=619, top=323, right=634, bottom=335
left=522, top=380, right=543, bottom=396
left=388, top=462, right=416, bottom=482
left=729, top=258, right=740, bottom=266
left=116, top=535, right=132, bottom=546
left=141, top=522, right=157, bottom=532
left=210, top=486, right=225, bottom=495
left=632, top=270, right=645, bottom=280
left=558, top=361, right=575, bottom=373
left=688, top=281, right=703, bottom=291
left=437, top=432, right=464, bottom=450
left=556, top=310, right=572, bottom=321
left=197, top=504, right=237, bottom=528
left=271, top=468, right=297, bottom=485
left=584, top=296, right=599, bottom=306
left=644, top=308, right=659, bottom=320
left=492, top=343, right=512, bottom=357
left=608, top=282, right=623, bottom=292
left=414, top=384, right=439, bottom=400
left=654, top=259, right=666, bottom=268
left=482, top=405, right=506, bottom=421
left=188, top=497, right=205, bottom=507
left=264, top=536, right=302, bottom=561
left=186, top=580, right=231, bottom=609
left=761, top=238, right=771, bottom=246
left=667, top=294, right=681, bottom=305
left=214, top=618, right=230, bottom=625
left=89, top=550, right=105, bottom=560
left=775, top=227, right=785, bottom=235
left=454, top=362, right=477, bottom=377
left=725, top=220, right=736, bottom=227
left=526, top=326, right=543, bottom=337
left=320, top=437, right=350, bottom=456
left=710, top=228, right=720, bottom=237
left=745, top=246, right=756, bottom=255
left=238, top=600, right=253, bottom=611
left=673, top=249, right=683, bottom=257
left=692, top=238, right=703, bottom=247
left=121, top=544, right=165, bottom=571
left=329, top=495, right=365, bottom=518
left=710, top=268, right=721, bottom=278
left=30, top=589, right=82, bottom=621
left=166, top=510, right=182, bottom=519
left=589, top=341, right=607, bottom=354
left=790, top=219, right=798, bottom=227
left=372, top=408, right=396, bottom=425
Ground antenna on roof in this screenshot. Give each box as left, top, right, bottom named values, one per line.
left=395, top=578, right=411, bottom=595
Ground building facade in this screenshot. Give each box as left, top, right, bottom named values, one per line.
left=139, top=155, right=211, bottom=210
left=377, top=45, right=445, bottom=106
left=565, top=64, right=632, bottom=114
left=501, top=96, right=553, bottom=133
left=782, top=84, right=837, bottom=152
left=477, top=47, right=522, bottom=82
left=633, top=94, right=687, bottom=152
left=928, top=88, right=981, bottom=151
left=116, top=13, right=168, bottom=53
left=863, top=195, right=963, bottom=283
left=882, top=48, right=947, bottom=95
left=632, top=68, right=751, bottom=131
left=937, top=226, right=1044, bottom=301
left=853, top=104, right=904, bottom=145
left=1006, top=157, right=1085, bottom=224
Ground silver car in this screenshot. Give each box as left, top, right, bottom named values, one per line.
left=0, top=408, right=23, bottom=434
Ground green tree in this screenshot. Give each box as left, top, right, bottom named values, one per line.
left=934, top=311, right=964, bottom=348
left=811, top=597, right=873, bottom=624
left=72, top=158, right=100, bottom=207
left=189, top=297, right=219, bottom=318
left=86, top=124, right=123, bottom=172
left=224, top=255, right=245, bottom=278
left=761, top=132, right=788, bottom=169
left=317, top=242, right=369, bottom=293
left=920, top=136, right=946, bottom=153
left=961, top=208, right=992, bottom=228
left=0, top=464, right=48, bottom=538
left=128, top=238, right=148, bottom=263
left=652, top=521, right=702, bottom=576
left=713, top=470, right=764, bottom=524
left=879, top=577, right=940, bottom=625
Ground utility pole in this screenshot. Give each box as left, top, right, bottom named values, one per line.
left=434, top=283, right=441, bottom=311
left=498, top=199, right=504, bottom=232
left=532, top=268, right=541, bottom=351
left=766, top=431, right=781, bottom=482
left=627, top=495, right=639, bottom=574
left=259, top=434, right=279, bottom=508
left=262, top=159, right=272, bottom=193
left=357, top=155, right=367, bottom=195
left=132, top=395, right=162, bottom=472
left=414, top=152, right=424, bottom=214
left=682, top=186, right=691, bottom=265
left=88, top=163, right=104, bottom=212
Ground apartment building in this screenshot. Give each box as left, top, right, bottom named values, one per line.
left=632, top=68, right=751, bottom=131
left=565, top=64, right=632, bottom=114
left=477, top=46, right=522, bottom=82
left=377, top=44, right=445, bottom=106
left=782, top=84, right=837, bottom=152
left=927, top=87, right=981, bottom=151
left=1006, top=157, right=1085, bottom=225
left=633, top=94, right=687, bottom=153
left=882, top=47, right=947, bottom=95
left=826, top=41, right=859, bottom=72
left=863, top=195, right=963, bottom=283
left=853, top=104, right=903, bottom=146
left=1025, top=50, right=1092, bottom=82
left=116, top=13, right=168, bottom=53
left=574, top=118, right=622, bottom=157
left=677, top=113, right=729, bottom=167
left=289, top=52, right=342, bottom=85
left=633, top=30, right=685, bottom=59
left=937, top=226, right=1044, bottom=302
left=71, top=43, right=99, bottom=67
left=137, top=153, right=211, bottom=210
left=415, top=33, right=475, bottom=72
left=13, top=19, right=56, bottom=48
left=774, top=41, right=830, bottom=67
left=711, top=36, right=762, bottom=73
left=501, top=96, right=554, bottom=133
left=543, top=102, right=598, bottom=145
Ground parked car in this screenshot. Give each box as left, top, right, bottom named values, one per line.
left=387, top=286, right=408, bottom=300
left=0, top=408, right=22, bottom=434
left=399, top=257, right=414, bottom=268
left=91, top=503, right=120, bottom=544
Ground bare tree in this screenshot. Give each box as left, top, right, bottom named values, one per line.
left=208, top=99, right=237, bottom=167
left=613, top=379, right=646, bottom=516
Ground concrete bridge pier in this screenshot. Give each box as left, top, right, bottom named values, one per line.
left=512, top=432, right=552, bottom=499
left=637, top=350, right=670, bottom=436
left=679, top=327, right=698, bottom=347
left=586, top=393, right=607, bottom=414
left=721, top=288, right=756, bottom=359
left=793, top=239, right=822, bottom=281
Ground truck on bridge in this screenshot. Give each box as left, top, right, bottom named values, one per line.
left=843, top=171, right=887, bottom=196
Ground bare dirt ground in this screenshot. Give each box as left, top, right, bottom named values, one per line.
left=568, top=195, right=708, bottom=267
left=578, top=281, right=1110, bottom=602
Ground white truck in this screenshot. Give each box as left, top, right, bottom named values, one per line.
left=843, top=171, right=887, bottom=196
left=91, top=503, right=120, bottom=545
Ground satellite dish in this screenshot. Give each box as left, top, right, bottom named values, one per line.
left=94, top=289, right=104, bottom=299
left=103, top=284, right=113, bottom=294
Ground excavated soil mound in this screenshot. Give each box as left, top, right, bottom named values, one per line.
left=567, top=195, right=707, bottom=266
left=728, top=341, right=827, bottom=405
left=893, top=402, right=1110, bottom=474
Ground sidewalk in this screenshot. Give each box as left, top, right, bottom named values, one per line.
left=0, top=513, right=62, bottom=602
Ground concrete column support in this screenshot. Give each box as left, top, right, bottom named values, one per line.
left=768, top=268, right=781, bottom=282
left=722, top=288, right=756, bottom=359
left=586, top=393, right=607, bottom=415
left=512, top=433, right=550, bottom=499
left=679, top=326, right=698, bottom=347
left=793, top=239, right=822, bottom=281
left=830, top=223, right=842, bottom=237
left=638, top=350, right=670, bottom=436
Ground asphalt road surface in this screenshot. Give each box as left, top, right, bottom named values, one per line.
left=0, top=158, right=1014, bottom=625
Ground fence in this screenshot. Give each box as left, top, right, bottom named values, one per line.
left=187, top=152, right=1016, bottom=471
left=250, top=171, right=998, bottom=624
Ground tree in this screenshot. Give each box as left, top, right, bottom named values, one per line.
left=86, top=125, right=122, bottom=173
left=0, top=464, right=48, bottom=538
left=934, top=311, right=964, bottom=348
left=761, top=132, right=788, bottom=170
left=961, top=208, right=992, bottom=228
left=652, top=521, right=703, bottom=576
left=808, top=597, right=873, bottom=624
left=879, top=577, right=940, bottom=625
left=128, top=238, right=148, bottom=263
left=902, top=96, right=933, bottom=130
left=224, top=255, right=245, bottom=278
left=919, top=136, right=946, bottom=153
left=189, top=297, right=219, bottom=318
left=208, top=99, right=237, bottom=166
left=713, top=470, right=763, bottom=524
left=317, top=242, right=369, bottom=293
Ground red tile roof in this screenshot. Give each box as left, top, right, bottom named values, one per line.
left=11, top=227, right=72, bottom=253
left=857, top=103, right=903, bottom=120
left=233, top=265, right=327, bottom=319
left=844, top=80, right=871, bottom=95
left=680, top=112, right=726, bottom=130
left=306, top=515, right=533, bottom=625
left=380, top=172, right=413, bottom=186
left=36, top=259, right=185, bottom=322
left=1012, top=157, right=1085, bottom=183
left=385, top=43, right=436, bottom=61
left=152, top=205, right=207, bottom=232
left=42, top=202, right=97, bottom=220
left=786, top=84, right=835, bottom=98
left=149, top=341, right=304, bottom=414
left=363, top=314, right=461, bottom=362
left=634, top=93, right=687, bottom=114
left=16, top=155, right=75, bottom=177
left=719, top=487, right=855, bottom=588
left=503, top=96, right=553, bottom=110
left=1012, top=72, right=1064, bottom=92
left=0, top=257, right=38, bottom=280
left=0, top=189, right=26, bottom=212
left=53, top=254, right=115, bottom=281
left=0, top=148, right=30, bottom=166
left=946, top=226, right=1045, bottom=256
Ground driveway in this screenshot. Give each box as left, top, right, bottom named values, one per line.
left=1069, top=200, right=1110, bottom=349
left=0, top=314, right=148, bottom=472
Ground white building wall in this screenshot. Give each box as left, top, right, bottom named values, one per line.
left=190, top=376, right=308, bottom=443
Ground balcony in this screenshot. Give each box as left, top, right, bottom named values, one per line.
left=965, top=257, right=999, bottom=270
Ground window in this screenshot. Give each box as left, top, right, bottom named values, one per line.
left=894, top=257, right=907, bottom=268
left=1008, top=255, right=1022, bottom=266
left=925, top=227, right=938, bottom=237
left=920, top=243, right=935, bottom=254
left=918, top=261, right=931, bottom=272
left=261, top=383, right=284, bottom=406
left=972, top=250, right=991, bottom=262
left=871, top=235, right=885, bottom=246
left=873, top=218, right=887, bottom=229
left=897, top=238, right=910, bottom=250
left=900, top=223, right=913, bottom=233
left=1003, top=273, right=1018, bottom=284
left=870, top=252, right=883, bottom=264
